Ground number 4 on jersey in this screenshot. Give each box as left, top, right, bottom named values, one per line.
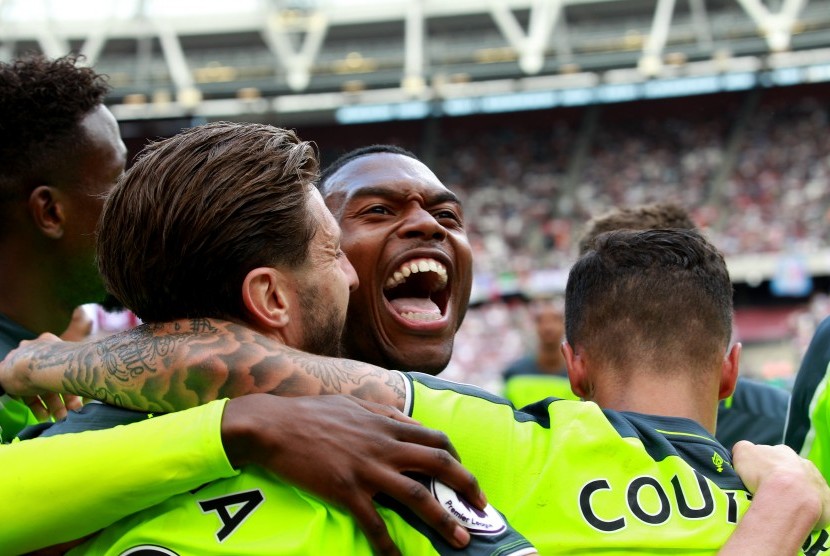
left=198, top=489, right=265, bottom=542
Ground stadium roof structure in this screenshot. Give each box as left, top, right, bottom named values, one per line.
left=2, top=0, right=830, bottom=123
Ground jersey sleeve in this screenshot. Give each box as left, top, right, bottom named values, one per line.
left=0, top=399, right=238, bottom=554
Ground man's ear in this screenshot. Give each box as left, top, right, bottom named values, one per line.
left=562, top=341, right=592, bottom=400
left=28, top=185, right=65, bottom=239
left=718, top=342, right=741, bottom=401
left=241, top=267, right=291, bottom=330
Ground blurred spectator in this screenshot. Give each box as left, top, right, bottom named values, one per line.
left=501, top=298, right=578, bottom=408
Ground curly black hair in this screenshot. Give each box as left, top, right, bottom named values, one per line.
left=0, top=54, right=110, bottom=208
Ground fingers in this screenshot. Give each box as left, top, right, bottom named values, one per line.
left=350, top=397, right=420, bottom=426
left=22, top=393, right=79, bottom=422
left=391, top=421, right=461, bottom=462
left=369, top=470, right=471, bottom=551
left=356, top=405, right=485, bottom=510
left=346, top=496, right=401, bottom=556
left=730, top=441, right=753, bottom=470
left=62, top=394, right=84, bottom=412
left=376, top=432, right=485, bottom=511
left=23, top=396, right=50, bottom=422
left=42, top=392, right=69, bottom=420
left=60, top=307, right=94, bottom=342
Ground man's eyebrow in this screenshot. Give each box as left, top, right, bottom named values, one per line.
left=346, top=186, right=461, bottom=206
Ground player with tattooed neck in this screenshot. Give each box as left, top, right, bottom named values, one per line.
left=4, top=142, right=830, bottom=554
left=0, top=130, right=489, bottom=555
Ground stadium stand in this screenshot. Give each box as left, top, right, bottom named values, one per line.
left=4, top=0, right=830, bottom=389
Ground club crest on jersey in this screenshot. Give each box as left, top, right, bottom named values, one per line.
left=430, top=479, right=506, bottom=536
left=712, top=451, right=724, bottom=473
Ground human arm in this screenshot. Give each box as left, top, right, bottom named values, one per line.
left=1, top=399, right=235, bottom=554
left=221, top=393, right=484, bottom=554
left=0, top=319, right=492, bottom=553
left=3, top=394, right=484, bottom=555
left=718, top=440, right=830, bottom=556
left=0, top=318, right=404, bottom=412
left=0, top=307, right=92, bottom=431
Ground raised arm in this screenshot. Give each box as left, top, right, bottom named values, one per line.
left=0, top=318, right=405, bottom=412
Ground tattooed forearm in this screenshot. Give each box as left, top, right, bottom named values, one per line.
left=1, top=318, right=405, bottom=412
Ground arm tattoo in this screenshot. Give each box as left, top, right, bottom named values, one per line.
left=19, top=318, right=404, bottom=412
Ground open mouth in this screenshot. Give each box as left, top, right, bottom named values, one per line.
left=383, top=258, right=450, bottom=322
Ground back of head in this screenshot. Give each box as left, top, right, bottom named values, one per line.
left=577, top=202, right=696, bottom=255
left=565, top=229, right=733, bottom=376
left=0, top=55, right=109, bottom=237
left=97, top=122, right=319, bottom=322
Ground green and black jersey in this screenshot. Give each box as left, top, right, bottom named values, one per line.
left=72, top=464, right=534, bottom=556
left=407, top=372, right=829, bottom=555
left=786, top=316, right=830, bottom=480
left=42, top=401, right=533, bottom=556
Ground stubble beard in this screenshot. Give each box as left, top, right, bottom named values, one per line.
left=298, top=282, right=346, bottom=358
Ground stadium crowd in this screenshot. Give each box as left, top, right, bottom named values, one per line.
left=415, top=88, right=830, bottom=388
left=429, top=89, right=830, bottom=277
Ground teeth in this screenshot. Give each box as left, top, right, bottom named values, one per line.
left=384, top=258, right=448, bottom=290
left=401, top=312, right=442, bottom=321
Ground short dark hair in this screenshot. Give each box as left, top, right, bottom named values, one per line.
left=566, top=228, right=733, bottom=374
left=97, top=122, right=319, bottom=322
left=0, top=54, right=109, bottom=235
left=318, top=144, right=419, bottom=195
left=577, top=202, right=696, bottom=255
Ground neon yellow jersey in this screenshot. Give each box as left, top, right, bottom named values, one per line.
left=72, top=465, right=534, bottom=556
left=1, top=400, right=237, bottom=554
left=407, top=373, right=829, bottom=555
left=503, top=374, right=579, bottom=409
left=47, top=401, right=534, bottom=556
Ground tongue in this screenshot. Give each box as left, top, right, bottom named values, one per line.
left=390, top=297, right=441, bottom=316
